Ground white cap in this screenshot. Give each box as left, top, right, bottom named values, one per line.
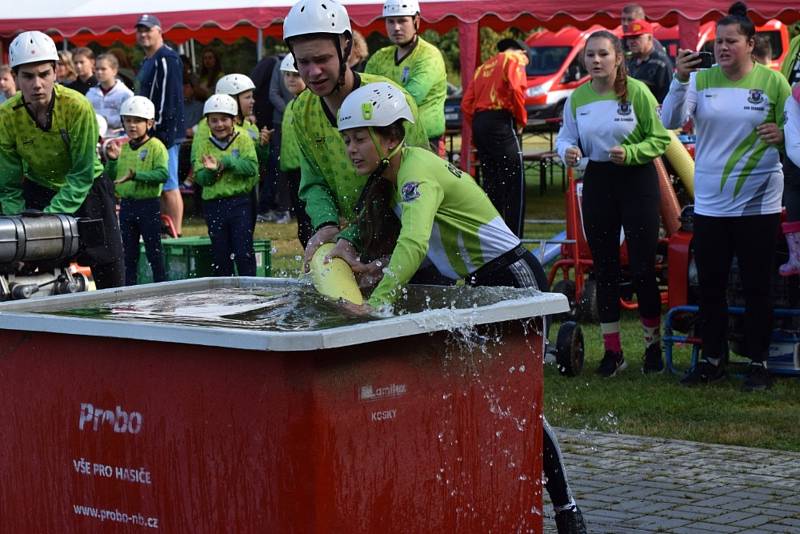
left=120, top=96, right=156, bottom=120
left=280, top=53, right=298, bottom=73
left=9, top=31, right=59, bottom=69
left=203, top=94, right=238, bottom=117
left=283, top=0, right=351, bottom=41
left=215, top=73, right=256, bottom=96
left=337, top=82, right=414, bottom=131
left=382, top=0, right=420, bottom=17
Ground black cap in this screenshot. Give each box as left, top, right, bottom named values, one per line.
left=497, top=38, right=528, bottom=53
left=136, top=14, right=162, bottom=29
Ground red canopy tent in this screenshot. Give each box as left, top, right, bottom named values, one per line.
left=1, top=1, right=797, bottom=166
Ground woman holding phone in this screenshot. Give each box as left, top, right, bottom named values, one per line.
left=661, top=2, right=791, bottom=390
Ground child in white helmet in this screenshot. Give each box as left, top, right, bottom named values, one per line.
left=191, top=73, right=272, bottom=230
left=333, top=82, right=586, bottom=534
left=105, top=96, right=168, bottom=285
left=192, top=94, right=259, bottom=276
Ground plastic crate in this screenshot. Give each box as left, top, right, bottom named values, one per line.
left=137, top=237, right=271, bottom=284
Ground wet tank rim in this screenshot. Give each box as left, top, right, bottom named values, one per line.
left=0, top=277, right=569, bottom=352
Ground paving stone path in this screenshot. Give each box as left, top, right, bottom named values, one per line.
left=543, top=428, right=800, bottom=533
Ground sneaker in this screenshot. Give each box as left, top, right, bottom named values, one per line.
left=641, top=344, right=664, bottom=374
left=680, top=358, right=725, bottom=386
left=256, top=210, right=277, bottom=223
left=742, top=362, right=774, bottom=392
left=275, top=211, right=291, bottom=224
left=596, top=350, right=626, bottom=377
left=555, top=505, right=587, bottom=534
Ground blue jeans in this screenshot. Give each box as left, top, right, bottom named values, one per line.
left=163, top=144, right=180, bottom=191
left=203, top=194, right=256, bottom=276
left=119, top=198, right=166, bottom=285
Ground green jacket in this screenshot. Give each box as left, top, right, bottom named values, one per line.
left=107, top=137, right=169, bottom=200
left=365, top=37, right=448, bottom=138
left=0, top=84, right=103, bottom=214
left=192, top=131, right=258, bottom=201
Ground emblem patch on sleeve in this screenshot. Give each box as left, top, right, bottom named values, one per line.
left=401, top=181, right=421, bottom=202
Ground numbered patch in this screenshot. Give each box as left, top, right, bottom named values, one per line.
left=401, top=181, right=421, bottom=202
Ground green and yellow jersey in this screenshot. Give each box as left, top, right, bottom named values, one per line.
left=0, top=84, right=103, bottom=214
left=365, top=37, right=447, bottom=138
left=368, top=147, right=520, bottom=307
left=192, top=118, right=267, bottom=166
left=280, top=99, right=302, bottom=172
left=107, top=137, right=169, bottom=200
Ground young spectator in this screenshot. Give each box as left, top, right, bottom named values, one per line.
left=107, top=47, right=137, bottom=88
left=281, top=0, right=429, bottom=270
left=333, top=82, right=586, bottom=534
left=68, top=47, right=98, bottom=95
left=782, top=88, right=800, bottom=275
left=0, top=65, right=16, bottom=104
left=279, top=54, right=313, bottom=247
left=198, top=48, right=224, bottom=97
left=0, top=31, right=124, bottom=288
left=135, top=13, right=186, bottom=236
left=624, top=20, right=673, bottom=103
left=192, top=94, right=259, bottom=276
left=556, top=31, right=670, bottom=376
left=365, top=0, right=447, bottom=150
left=780, top=27, right=800, bottom=263
left=461, top=38, right=529, bottom=238
left=348, top=30, right=369, bottom=73
left=105, top=96, right=168, bottom=285
left=752, top=33, right=773, bottom=65
left=662, top=2, right=791, bottom=390
left=86, top=54, right=134, bottom=132
left=56, top=51, right=77, bottom=85
left=202, top=73, right=273, bottom=228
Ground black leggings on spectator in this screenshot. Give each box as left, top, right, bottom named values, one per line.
left=783, top=157, right=800, bottom=221
left=581, top=161, right=661, bottom=323
left=693, top=213, right=780, bottom=362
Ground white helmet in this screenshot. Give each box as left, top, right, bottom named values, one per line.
left=120, top=96, right=155, bottom=120
left=203, top=94, right=238, bottom=117
left=280, top=53, right=298, bottom=73
left=338, top=82, right=414, bottom=131
left=382, top=0, right=420, bottom=17
left=95, top=114, right=108, bottom=139
left=215, top=73, right=256, bottom=96
left=283, top=0, right=352, bottom=41
left=9, top=31, right=59, bottom=69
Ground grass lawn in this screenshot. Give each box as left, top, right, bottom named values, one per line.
left=181, top=145, right=800, bottom=452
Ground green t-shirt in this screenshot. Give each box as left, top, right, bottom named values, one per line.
left=192, top=131, right=258, bottom=201
left=193, top=118, right=268, bottom=166
left=365, top=37, right=447, bottom=138
left=291, top=72, right=429, bottom=241
left=0, top=84, right=103, bottom=214
left=368, top=147, right=521, bottom=307
left=107, top=137, right=169, bottom=199
left=280, top=99, right=302, bottom=172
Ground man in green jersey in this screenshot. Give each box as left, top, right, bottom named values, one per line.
left=0, top=31, right=124, bottom=288
left=365, top=0, right=447, bottom=151
left=282, top=0, right=430, bottom=268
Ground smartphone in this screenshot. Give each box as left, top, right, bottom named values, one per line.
left=696, top=51, right=714, bottom=69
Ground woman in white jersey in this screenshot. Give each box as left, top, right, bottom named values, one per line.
left=662, top=2, right=791, bottom=391
left=556, top=31, right=671, bottom=378
left=332, top=82, right=586, bottom=534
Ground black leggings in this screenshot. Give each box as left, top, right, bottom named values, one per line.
left=783, top=157, right=800, bottom=221
left=472, top=110, right=526, bottom=238
left=581, top=161, right=661, bottom=323
left=693, top=213, right=780, bottom=362
left=467, top=247, right=574, bottom=509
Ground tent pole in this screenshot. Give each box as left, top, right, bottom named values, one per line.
left=257, top=27, right=264, bottom=62
left=458, top=20, right=478, bottom=174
